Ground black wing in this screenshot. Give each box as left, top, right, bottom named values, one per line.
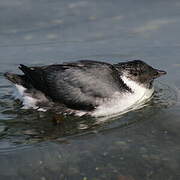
left=19, top=60, right=127, bottom=110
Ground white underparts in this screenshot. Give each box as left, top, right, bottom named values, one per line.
left=90, top=76, right=154, bottom=117
left=12, top=75, right=154, bottom=117
left=13, top=84, right=47, bottom=111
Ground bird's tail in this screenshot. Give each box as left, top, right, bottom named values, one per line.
left=4, top=72, right=26, bottom=86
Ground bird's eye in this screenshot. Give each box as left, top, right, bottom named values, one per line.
left=133, top=72, right=138, bottom=76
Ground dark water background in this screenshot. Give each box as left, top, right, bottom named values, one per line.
left=0, top=0, right=180, bottom=179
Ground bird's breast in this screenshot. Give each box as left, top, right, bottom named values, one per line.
left=90, top=78, right=154, bottom=117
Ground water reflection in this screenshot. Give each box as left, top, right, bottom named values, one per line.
left=0, top=0, right=180, bottom=179
left=0, top=81, right=176, bottom=150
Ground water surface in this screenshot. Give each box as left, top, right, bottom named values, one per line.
left=0, top=0, right=180, bottom=179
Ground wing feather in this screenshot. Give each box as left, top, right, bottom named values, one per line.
left=19, top=61, right=125, bottom=110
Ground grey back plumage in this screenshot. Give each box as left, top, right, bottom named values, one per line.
left=4, top=60, right=166, bottom=112
left=18, top=60, right=131, bottom=110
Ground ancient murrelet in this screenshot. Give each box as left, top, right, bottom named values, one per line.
left=4, top=60, right=166, bottom=117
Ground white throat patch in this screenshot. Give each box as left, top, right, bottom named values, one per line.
left=91, top=75, right=154, bottom=117
left=121, top=75, right=154, bottom=102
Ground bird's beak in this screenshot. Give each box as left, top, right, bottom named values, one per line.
left=155, top=69, right=167, bottom=78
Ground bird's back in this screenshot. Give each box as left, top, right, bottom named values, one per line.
left=7, top=60, right=130, bottom=111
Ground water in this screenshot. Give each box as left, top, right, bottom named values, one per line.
left=0, top=0, right=180, bottom=179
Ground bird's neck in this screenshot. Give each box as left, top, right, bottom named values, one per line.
left=121, top=76, right=152, bottom=93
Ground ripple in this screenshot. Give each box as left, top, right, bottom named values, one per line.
left=0, top=82, right=177, bottom=150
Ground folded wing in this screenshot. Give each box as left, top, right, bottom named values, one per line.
left=19, top=60, right=126, bottom=110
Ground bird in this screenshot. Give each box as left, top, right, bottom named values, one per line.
left=4, top=60, right=166, bottom=117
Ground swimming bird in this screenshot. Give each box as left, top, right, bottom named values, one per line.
left=4, top=60, right=166, bottom=117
